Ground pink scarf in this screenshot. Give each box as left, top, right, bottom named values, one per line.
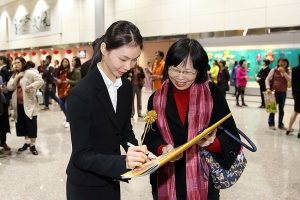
left=153, top=79, right=213, bottom=200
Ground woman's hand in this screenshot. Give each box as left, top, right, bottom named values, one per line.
left=125, top=145, right=149, bottom=169
left=64, top=91, right=68, bottom=96
left=16, top=72, right=24, bottom=80
left=25, top=85, right=33, bottom=93
left=196, top=128, right=217, bottom=147
left=278, top=67, right=285, bottom=73
left=0, top=84, right=7, bottom=92
left=162, top=144, right=183, bottom=162
left=57, top=79, right=62, bottom=84
left=256, top=77, right=261, bottom=82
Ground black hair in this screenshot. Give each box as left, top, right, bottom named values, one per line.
left=27, top=61, right=35, bottom=68
left=162, top=38, right=208, bottom=83
left=0, top=56, right=8, bottom=65
left=13, top=57, right=29, bottom=77
left=72, top=56, right=81, bottom=68
left=156, top=50, right=164, bottom=58
left=92, top=38, right=102, bottom=50
left=207, top=64, right=211, bottom=71
left=57, top=58, right=71, bottom=76
left=88, top=20, right=143, bottom=73
left=54, top=60, right=59, bottom=65
left=46, top=55, right=52, bottom=62
left=277, top=57, right=289, bottom=69
left=219, top=60, right=226, bottom=67
left=263, top=59, right=270, bottom=66
left=212, top=60, right=219, bottom=67
left=239, top=59, right=246, bottom=66
left=234, top=61, right=238, bottom=66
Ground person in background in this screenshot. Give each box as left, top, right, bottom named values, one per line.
left=55, top=58, right=71, bottom=128
left=28, top=61, right=39, bottom=75
left=143, top=38, right=240, bottom=200
left=0, top=75, right=11, bottom=151
left=256, top=59, right=271, bottom=108
left=124, top=63, right=145, bottom=118
left=217, top=60, right=230, bottom=97
left=67, top=56, right=81, bottom=91
left=37, top=60, right=45, bottom=74
left=207, top=64, right=214, bottom=82
left=81, top=38, right=101, bottom=78
left=236, top=59, right=250, bottom=107
left=41, top=55, right=59, bottom=110
left=230, top=60, right=238, bottom=96
left=210, top=60, right=219, bottom=84
left=7, top=57, right=44, bottom=155
left=286, top=54, right=300, bottom=137
left=144, top=62, right=153, bottom=90
left=66, top=20, right=152, bottom=200
left=8, top=56, right=14, bottom=77
left=151, top=50, right=165, bottom=91
left=0, top=56, right=12, bottom=117
left=265, top=58, right=291, bottom=130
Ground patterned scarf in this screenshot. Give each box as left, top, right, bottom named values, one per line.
left=153, top=79, right=213, bottom=200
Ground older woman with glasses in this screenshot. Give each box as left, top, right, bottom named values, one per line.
left=143, top=38, right=240, bottom=200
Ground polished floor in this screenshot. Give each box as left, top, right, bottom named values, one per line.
left=0, top=89, right=299, bottom=200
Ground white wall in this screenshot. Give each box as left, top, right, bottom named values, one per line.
left=0, top=0, right=96, bottom=50
left=104, top=0, right=300, bottom=37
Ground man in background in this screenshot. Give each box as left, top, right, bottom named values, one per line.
left=151, top=50, right=165, bottom=91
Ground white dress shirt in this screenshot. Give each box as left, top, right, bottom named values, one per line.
left=97, top=63, right=122, bottom=112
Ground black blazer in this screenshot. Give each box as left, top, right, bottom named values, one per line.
left=292, top=65, right=300, bottom=95
left=217, top=67, right=230, bottom=91
left=143, top=82, right=240, bottom=198
left=66, top=66, right=138, bottom=186
left=257, top=66, right=271, bottom=86
left=80, top=59, right=92, bottom=78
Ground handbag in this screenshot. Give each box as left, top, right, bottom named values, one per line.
left=200, top=125, right=257, bottom=189
left=36, top=90, right=43, bottom=104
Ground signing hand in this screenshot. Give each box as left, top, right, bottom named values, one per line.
left=162, top=144, right=183, bottom=162
left=126, top=145, right=149, bottom=169
left=196, top=128, right=217, bottom=147
left=57, top=79, right=62, bottom=84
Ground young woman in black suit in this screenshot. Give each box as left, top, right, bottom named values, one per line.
left=66, top=21, right=152, bottom=200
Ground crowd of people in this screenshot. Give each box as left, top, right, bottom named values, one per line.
left=0, top=20, right=300, bottom=200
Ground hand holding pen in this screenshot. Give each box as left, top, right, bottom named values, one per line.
left=125, top=142, right=157, bottom=170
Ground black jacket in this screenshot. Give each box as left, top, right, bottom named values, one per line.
left=143, top=82, right=240, bottom=198
left=292, top=65, right=300, bottom=95
left=42, top=63, right=55, bottom=84
left=257, top=66, right=271, bottom=86
left=80, top=59, right=92, bottom=78
left=218, top=67, right=230, bottom=91
left=66, top=67, right=138, bottom=188
left=0, top=65, right=11, bottom=101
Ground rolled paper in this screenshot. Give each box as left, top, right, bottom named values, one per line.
left=141, top=110, right=158, bottom=145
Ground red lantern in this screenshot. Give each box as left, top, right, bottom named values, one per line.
left=14, top=53, right=18, bottom=57
left=66, top=49, right=72, bottom=54
left=32, top=52, right=37, bottom=56
left=53, top=50, right=59, bottom=55
left=6, top=53, right=11, bottom=57
left=22, top=52, right=27, bottom=56
left=42, top=51, right=47, bottom=55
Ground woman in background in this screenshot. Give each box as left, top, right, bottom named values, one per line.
left=256, top=59, right=271, bottom=108
left=210, top=60, right=219, bottom=84
left=55, top=58, right=71, bottom=128
left=144, top=62, right=153, bottom=90
left=265, top=58, right=291, bottom=130
left=236, top=59, right=250, bottom=107
left=230, top=60, right=238, bottom=96
left=67, top=56, right=81, bottom=91
left=7, top=57, right=44, bottom=155
left=217, top=60, right=230, bottom=97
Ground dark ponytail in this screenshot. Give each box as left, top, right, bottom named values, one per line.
left=88, top=20, right=143, bottom=74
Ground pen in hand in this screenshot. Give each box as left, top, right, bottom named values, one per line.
left=126, top=142, right=157, bottom=160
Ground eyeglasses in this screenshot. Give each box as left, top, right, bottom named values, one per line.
left=14, top=61, right=21, bottom=64
left=168, top=67, right=197, bottom=77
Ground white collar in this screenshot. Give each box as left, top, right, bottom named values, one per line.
left=97, top=63, right=122, bottom=89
